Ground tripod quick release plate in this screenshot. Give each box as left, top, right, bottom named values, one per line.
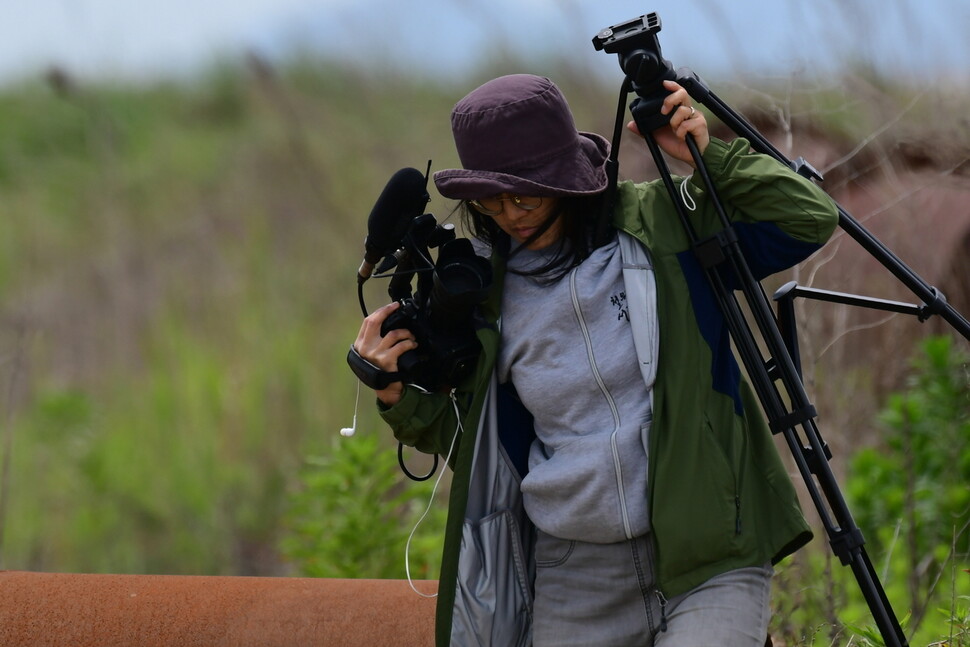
left=592, top=12, right=662, bottom=54
left=593, top=11, right=677, bottom=133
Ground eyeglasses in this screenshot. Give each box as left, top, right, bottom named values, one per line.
left=468, top=195, right=543, bottom=217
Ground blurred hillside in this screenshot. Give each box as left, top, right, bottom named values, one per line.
left=0, top=55, right=966, bottom=577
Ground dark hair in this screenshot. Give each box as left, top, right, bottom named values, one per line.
left=460, top=192, right=608, bottom=282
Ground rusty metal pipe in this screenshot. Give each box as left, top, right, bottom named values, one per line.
left=0, top=571, right=437, bottom=646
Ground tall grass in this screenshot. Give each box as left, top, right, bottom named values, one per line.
left=0, top=62, right=452, bottom=574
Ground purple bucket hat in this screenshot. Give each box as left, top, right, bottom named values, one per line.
left=433, top=74, right=610, bottom=200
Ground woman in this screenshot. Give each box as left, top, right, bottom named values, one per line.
left=353, top=74, right=838, bottom=646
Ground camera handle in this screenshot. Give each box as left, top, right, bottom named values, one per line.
left=617, top=79, right=922, bottom=646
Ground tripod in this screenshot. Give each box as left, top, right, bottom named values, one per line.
left=594, top=13, right=970, bottom=647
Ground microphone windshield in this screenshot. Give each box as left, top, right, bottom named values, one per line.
left=366, top=167, right=430, bottom=255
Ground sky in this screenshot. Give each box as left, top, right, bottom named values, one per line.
left=2, top=0, right=969, bottom=87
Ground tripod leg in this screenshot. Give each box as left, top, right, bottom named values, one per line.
left=639, top=129, right=910, bottom=647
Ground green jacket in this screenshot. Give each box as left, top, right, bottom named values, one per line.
left=381, top=137, right=839, bottom=646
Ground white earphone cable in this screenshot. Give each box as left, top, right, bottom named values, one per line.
left=680, top=173, right=697, bottom=212
left=404, top=389, right=461, bottom=598
left=340, top=381, right=361, bottom=437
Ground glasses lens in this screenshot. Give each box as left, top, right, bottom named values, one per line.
left=470, top=195, right=543, bottom=216
left=474, top=197, right=503, bottom=215
left=514, top=196, right=542, bottom=211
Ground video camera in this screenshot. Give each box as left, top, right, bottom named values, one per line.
left=349, top=166, right=493, bottom=392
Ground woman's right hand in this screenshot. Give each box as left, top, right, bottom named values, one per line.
left=626, top=79, right=709, bottom=166
left=353, top=301, right=418, bottom=406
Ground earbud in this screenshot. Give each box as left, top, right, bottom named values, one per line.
left=340, top=369, right=362, bottom=438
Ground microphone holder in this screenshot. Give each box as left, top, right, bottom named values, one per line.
left=596, top=14, right=970, bottom=647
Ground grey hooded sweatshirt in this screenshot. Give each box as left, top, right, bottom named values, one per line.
left=497, top=236, right=656, bottom=543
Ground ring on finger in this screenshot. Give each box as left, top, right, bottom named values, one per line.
left=685, top=105, right=695, bottom=119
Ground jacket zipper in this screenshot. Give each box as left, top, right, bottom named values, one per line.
left=655, top=589, right=669, bottom=632
left=641, top=535, right=669, bottom=634
left=734, top=426, right=748, bottom=536
left=568, top=268, right=633, bottom=540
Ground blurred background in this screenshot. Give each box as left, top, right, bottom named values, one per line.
left=0, top=1, right=967, bottom=644
left=5, top=0, right=970, bottom=85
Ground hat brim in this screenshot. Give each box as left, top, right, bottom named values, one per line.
left=433, top=131, right=610, bottom=200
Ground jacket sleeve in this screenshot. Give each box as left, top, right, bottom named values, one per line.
left=684, top=137, right=839, bottom=278
left=378, top=386, right=465, bottom=460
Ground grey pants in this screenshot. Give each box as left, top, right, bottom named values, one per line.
left=532, top=531, right=773, bottom=647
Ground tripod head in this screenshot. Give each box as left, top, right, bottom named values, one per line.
left=593, top=12, right=678, bottom=132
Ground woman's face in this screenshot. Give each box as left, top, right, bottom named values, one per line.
left=474, top=194, right=562, bottom=250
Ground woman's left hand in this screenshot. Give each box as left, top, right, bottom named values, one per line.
left=626, top=79, right=709, bottom=167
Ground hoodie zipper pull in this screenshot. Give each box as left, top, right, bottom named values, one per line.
left=655, top=590, right=668, bottom=632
